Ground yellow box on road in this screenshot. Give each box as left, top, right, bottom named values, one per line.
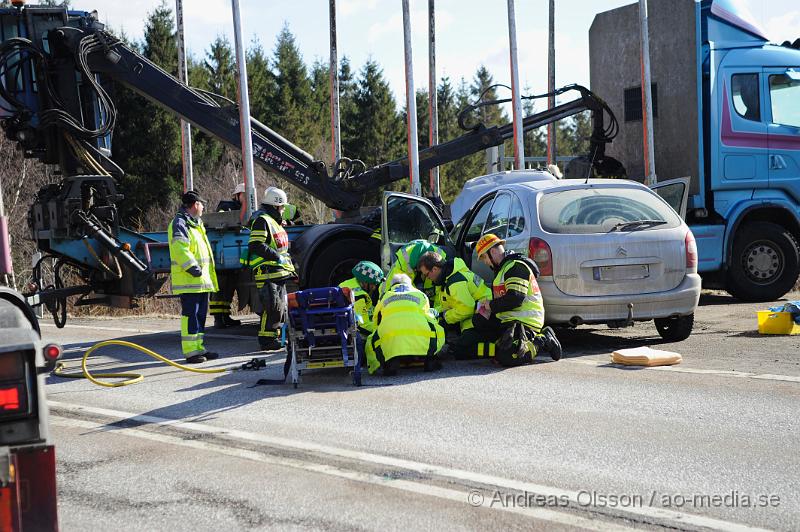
left=757, top=311, right=800, bottom=335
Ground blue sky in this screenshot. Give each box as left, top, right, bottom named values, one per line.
left=72, top=0, right=799, bottom=103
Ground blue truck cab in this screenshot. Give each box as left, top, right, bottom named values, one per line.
left=590, top=0, right=800, bottom=301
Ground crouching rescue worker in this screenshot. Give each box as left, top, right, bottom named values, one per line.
left=473, top=234, right=562, bottom=365
left=365, top=274, right=445, bottom=376
left=168, top=191, right=219, bottom=364
left=380, top=239, right=446, bottom=301
left=416, top=251, right=491, bottom=358
left=339, top=261, right=384, bottom=338
left=244, top=186, right=297, bottom=351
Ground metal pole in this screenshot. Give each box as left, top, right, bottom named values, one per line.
left=329, top=0, right=341, bottom=166
left=506, top=0, right=525, bottom=170
left=402, top=0, right=421, bottom=196
left=428, top=0, right=440, bottom=198
left=175, top=0, right=193, bottom=192
left=546, top=0, right=556, bottom=167
left=231, top=0, right=258, bottom=219
left=639, top=0, right=657, bottom=185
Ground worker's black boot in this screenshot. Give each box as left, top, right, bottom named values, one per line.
left=214, top=315, right=228, bottom=329
left=424, top=356, right=443, bottom=372
left=382, top=359, right=398, bottom=377
left=259, top=338, right=283, bottom=352
left=541, top=326, right=562, bottom=361
left=434, top=343, right=455, bottom=359
left=223, top=315, right=241, bottom=327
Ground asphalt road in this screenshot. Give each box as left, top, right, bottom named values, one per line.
left=41, top=291, right=800, bottom=531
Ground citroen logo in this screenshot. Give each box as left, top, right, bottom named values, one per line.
left=617, top=247, right=628, bottom=257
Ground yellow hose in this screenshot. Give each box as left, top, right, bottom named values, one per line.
left=53, top=340, right=229, bottom=387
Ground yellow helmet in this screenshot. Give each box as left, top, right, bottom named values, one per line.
left=476, top=233, right=505, bottom=258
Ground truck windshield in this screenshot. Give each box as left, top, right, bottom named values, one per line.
left=769, top=73, right=800, bottom=127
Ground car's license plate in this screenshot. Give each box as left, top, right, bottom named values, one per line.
left=594, top=264, right=650, bottom=281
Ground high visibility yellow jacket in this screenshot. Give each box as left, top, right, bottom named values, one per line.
left=168, top=209, right=218, bottom=294
left=339, top=277, right=376, bottom=336
left=243, top=211, right=296, bottom=285
left=381, top=242, right=447, bottom=300
left=490, top=254, right=545, bottom=331
left=365, top=284, right=444, bottom=374
left=437, top=258, right=491, bottom=331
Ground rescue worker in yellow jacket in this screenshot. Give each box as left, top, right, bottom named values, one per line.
left=380, top=240, right=446, bottom=301
left=168, top=191, right=219, bottom=364
left=416, top=251, right=491, bottom=358
left=338, top=261, right=384, bottom=337
left=365, top=273, right=445, bottom=376
left=473, top=234, right=562, bottom=366
left=244, top=186, right=297, bottom=351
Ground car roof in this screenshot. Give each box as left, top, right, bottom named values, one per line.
left=451, top=170, right=556, bottom=221
left=452, top=173, right=654, bottom=222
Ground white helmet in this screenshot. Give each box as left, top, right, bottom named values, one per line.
left=263, top=186, right=288, bottom=206
left=232, top=183, right=246, bottom=197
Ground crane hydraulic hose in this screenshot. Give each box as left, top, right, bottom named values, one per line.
left=53, top=340, right=232, bottom=387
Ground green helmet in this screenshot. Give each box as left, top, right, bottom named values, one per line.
left=407, top=240, right=436, bottom=269
left=352, top=260, right=384, bottom=284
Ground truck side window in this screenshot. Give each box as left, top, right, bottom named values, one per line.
left=769, top=74, right=800, bottom=128
left=731, top=73, right=760, bottom=122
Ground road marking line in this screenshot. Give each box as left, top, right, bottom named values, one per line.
left=564, top=358, right=800, bottom=383
left=40, top=322, right=255, bottom=340
left=50, top=415, right=627, bottom=531
left=49, top=401, right=767, bottom=532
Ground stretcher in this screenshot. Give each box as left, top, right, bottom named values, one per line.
left=286, top=286, right=363, bottom=387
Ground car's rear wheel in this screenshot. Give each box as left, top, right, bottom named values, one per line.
left=654, top=313, right=694, bottom=342
left=726, top=222, right=800, bottom=302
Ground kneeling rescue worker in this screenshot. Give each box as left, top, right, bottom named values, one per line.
left=244, top=186, right=297, bottom=351
left=473, top=234, right=562, bottom=365
left=168, top=191, right=219, bottom=364
left=416, top=250, right=491, bottom=358
left=365, top=273, right=445, bottom=376
left=339, top=260, right=384, bottom=338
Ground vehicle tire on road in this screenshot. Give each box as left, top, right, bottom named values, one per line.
left=654, top=313, right=694, bottom=342
left=726, top=222, right=800, bottom=302
left=307, top=238, right=378, bottom=288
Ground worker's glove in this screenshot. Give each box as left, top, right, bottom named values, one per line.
left=187, top=265, right=203, bottom=277
left=438, top=311, right=448, bottom=326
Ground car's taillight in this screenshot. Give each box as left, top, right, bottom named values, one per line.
left=685, top=230, right=698, bottom=271
left=529, top=238, right=553, bottom=276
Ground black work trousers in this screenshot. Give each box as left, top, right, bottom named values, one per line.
left=258, top=280, right=287, bottom=344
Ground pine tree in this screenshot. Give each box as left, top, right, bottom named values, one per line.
left=247, top=37, right=276, bottom=122
left=349, top=60, right=403, bottom=165
left=272, top=24, right=313, bottom=149
left=308, top=59, right=331, bottom=157
left=111, top=3, right=182, bottom=224
left=204, top=35, right=236, bottom=100
left=338, top=56, right=359, bottom=162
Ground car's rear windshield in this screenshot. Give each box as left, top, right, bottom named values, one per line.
left=538, top=186, right=682, bottom=234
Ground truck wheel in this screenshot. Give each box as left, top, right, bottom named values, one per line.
left=654, top=314, right=694, bottom=342
left=727, top=222, right=800, bottom=302
left=307, top=238, right=378, bottom=288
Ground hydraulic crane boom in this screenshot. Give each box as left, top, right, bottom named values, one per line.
left=4, top=9, right=620, bottom=213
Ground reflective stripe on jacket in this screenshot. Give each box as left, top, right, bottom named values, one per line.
left=244, top=213, right=296, bottom=283
left=492, top=258, right=545, bottom=329
left=380, top=242, right=447, bottom=298
left=339, top=277, right=375, bottom=335
left=365, top=284, right=444, bottom=374
left=439, top=258, right=492, bottom=332
left=168, top=209, right=218, bottom=294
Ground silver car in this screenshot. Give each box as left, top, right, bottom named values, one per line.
left=447, top=171, right=702, bottom=341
